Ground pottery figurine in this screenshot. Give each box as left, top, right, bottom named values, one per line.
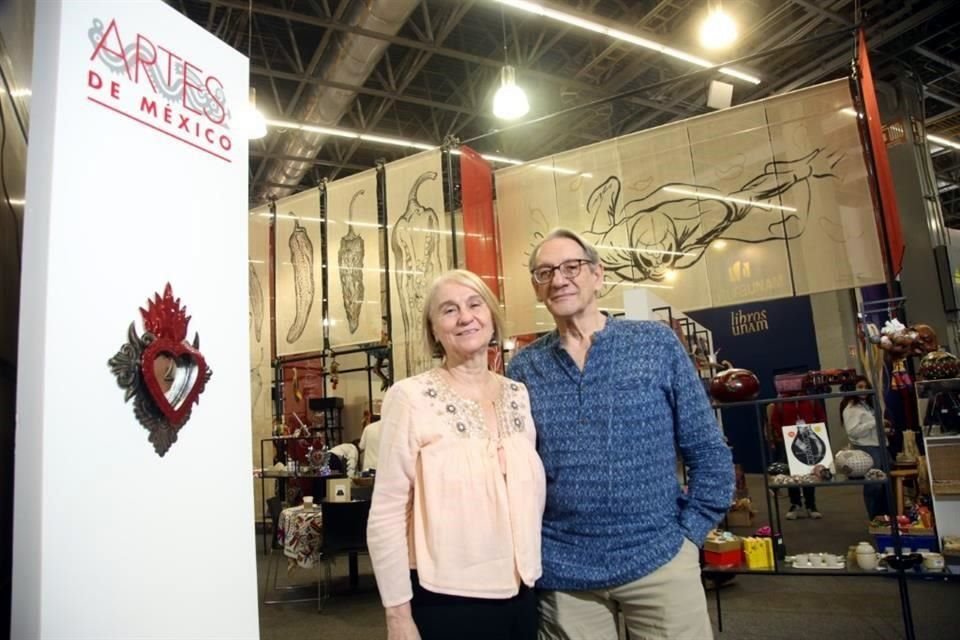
left=856, top=541, right=878, bottom=570
left=710, top=362, right=760, bottom=403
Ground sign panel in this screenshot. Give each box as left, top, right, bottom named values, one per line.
left=14, top=2, right=258, bottom=637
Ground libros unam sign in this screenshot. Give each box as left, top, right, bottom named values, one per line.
left=86, top=17, right=237, bottom=162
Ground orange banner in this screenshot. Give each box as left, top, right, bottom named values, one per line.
left=857, top=28, right=905, bottom=277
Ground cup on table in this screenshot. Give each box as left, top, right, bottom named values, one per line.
left=793, top=553, right=809, bottom=566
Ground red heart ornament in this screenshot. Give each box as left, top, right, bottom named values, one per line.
left=140, top=338, right=208, bottom=427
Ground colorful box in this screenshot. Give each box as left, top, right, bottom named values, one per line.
left=743, top=537, right=775, bottom=569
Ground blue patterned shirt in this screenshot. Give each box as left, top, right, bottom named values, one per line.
left=507, top=317, right=734, bottom=590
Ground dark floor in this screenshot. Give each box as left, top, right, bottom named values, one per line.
left=257, top=475, right=959, bottom=639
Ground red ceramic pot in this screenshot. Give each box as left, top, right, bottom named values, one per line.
left=710, top=367, right=760, bottom=403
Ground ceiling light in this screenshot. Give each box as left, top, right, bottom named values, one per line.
left=663, top=269, right=678, bottom=282
left=663, top=186, right=797, bottom=212
left=712, top=239, right=728, bottom=250
left=699, top=7, right=738, bottom=50
left=928, top=134, right=960, bottom=151
left=245, top=88, right=267, bottom=140
left=493, top=65, right=530, bottom=120
left=494, top=0, right=759, bottom=85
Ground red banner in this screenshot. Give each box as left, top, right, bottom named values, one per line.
left=459, top=146, right=501, bottom=298
left=857, top=28, right=905, bottom=277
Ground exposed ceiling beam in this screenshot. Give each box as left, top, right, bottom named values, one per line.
left=249, top=150, right=368, bottom=171
left=786, top=0, right=852, bottom=26
left=914, top=46, right=960, bottom=76
left=250, top=65, right=481, bottom=116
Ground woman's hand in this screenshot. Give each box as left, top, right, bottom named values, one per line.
left=385, top=603, right=421, bottom=640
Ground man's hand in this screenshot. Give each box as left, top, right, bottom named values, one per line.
left=385, top=603, right=421, bottom=640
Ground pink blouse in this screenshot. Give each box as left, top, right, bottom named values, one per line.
left=366, top=369, right=546, bottom=607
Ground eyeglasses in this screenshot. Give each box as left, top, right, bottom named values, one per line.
left=530, top=259, right=593, bottom=284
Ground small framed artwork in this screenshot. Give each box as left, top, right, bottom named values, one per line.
left=326, top=478, right=351, bottom=502
left=782, top=422, right=834, bottom=476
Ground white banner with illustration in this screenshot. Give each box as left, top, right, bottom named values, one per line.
left=275, top=188, right=323, bottom=357
left=495, top=79, right=885, bottom=336
left=385, top=150, right=449, bottom=380
left=325, top=170, right=383, bottom=348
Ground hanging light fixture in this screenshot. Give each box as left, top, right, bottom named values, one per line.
left=244, top=0, right=267, bottom=140
left=699, top=2, right=738, bottom=50
left=493, top=65, right=530, bottom=120
left=492, top=7, right=529, bottom=120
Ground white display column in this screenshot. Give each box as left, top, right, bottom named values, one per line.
left=12, top=1, right=259, bottom=638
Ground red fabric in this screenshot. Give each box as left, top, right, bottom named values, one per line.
left=768, top=400, right=827, bottom=442
left=459, top=146, right=501, bottom=299
left=856, top=28, right=905, bottom=277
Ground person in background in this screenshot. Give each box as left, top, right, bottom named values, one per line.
left=840, top=376, right=889, bottom=519
left=367, top=269, right=546, bottom=640
left=507, top=228, right=733, bottom=640
left=328, top=439, right=360, bottom=478
left=767, top=392, right=825, bottom=519
left=359, top=418, right=383, bottom=472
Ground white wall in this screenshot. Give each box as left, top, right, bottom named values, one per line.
left=12, top=2, right=259, bottom=638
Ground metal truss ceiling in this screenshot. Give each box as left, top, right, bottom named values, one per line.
left=175, top=0, right=960, bottom=216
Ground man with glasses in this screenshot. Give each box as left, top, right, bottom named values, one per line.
left=507, top=228, right=733, bottom=640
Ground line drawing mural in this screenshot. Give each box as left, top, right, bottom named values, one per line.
left=386, top=150, right=448, bottom=380
left=326, top=169, right=381, bottom=348
left=495, top=80, right=886, bottom=336
left=583, top=148, right=844, bottom=286
left=249, top=262, right=264, bottom=342
left=286, top=215, right=315, bottom=343
left=338, top=189, right=366, bottom=334
left=275, top=189, right=323, bottom=356
left=392, top=171, right=443, bottom=377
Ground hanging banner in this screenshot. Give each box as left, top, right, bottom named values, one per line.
left=856, top=28, right=905, bottom=277
left=249, top=204, right=274, bottom=519
left=460, top=146, right=501, bottom=299
left=495, top=80, right=886, bottom=336
left=385, top=150, right=449, bottom=379
left=275, top=188, right=323, bottom=357
left=14, top=1, right=258, bottom=637
left=325, top=170, right=383, bottom=348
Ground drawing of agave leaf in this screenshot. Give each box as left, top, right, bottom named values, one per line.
left=287, top=215, right=315, bottom=343
left=338, top=189, right=366, bottom=334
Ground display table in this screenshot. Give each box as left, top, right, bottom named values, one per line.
left=278, top=505, right=323, bottom=570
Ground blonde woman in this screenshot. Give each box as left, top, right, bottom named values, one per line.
left=367, top=269, right=545, bottom=640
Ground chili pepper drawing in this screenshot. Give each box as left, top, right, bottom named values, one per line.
left=391, top=171, right=443, bottom=377
left=286, top=215, right=315, bottom=343
left=249, top=263, right=264, bottom=342
left=338, top=189, right=366, bottom=334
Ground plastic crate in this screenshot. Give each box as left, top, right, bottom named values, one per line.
left=872, top=533, right=939, bottom=553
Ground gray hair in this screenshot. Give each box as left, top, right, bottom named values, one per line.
left=422, top=269, right=505, bottom=357
left=528, top=228, right=601, bottom=273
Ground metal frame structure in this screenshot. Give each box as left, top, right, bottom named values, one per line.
left=172, top=1, right=959, bottom=210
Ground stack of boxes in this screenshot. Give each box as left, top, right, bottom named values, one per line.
left=704, top=532, right=743, bottom=567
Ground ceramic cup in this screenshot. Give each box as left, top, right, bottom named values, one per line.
left=794, top=553, right=809, bottom=565
left=923, top=553, right=945, bottom=570
left=823, top=554, right=840, bottom=565
left=810, top=554, right=825, bottom=567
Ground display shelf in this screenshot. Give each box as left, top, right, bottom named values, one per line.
left=707, top=385, right=920, bottom=639
left=711, top=388, right=869, bottom=409
left=770, top=478, right=888, bottom=489
left=916, top=377, right=960, bottom=398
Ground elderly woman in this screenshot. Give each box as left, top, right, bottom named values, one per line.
left=367, top=269, right=545, bottom=640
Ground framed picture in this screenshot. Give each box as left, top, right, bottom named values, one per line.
left=326, top=478, right=351, bottom=503
left=782, top=422, right=834, bottom=475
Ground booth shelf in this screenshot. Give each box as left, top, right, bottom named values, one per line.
left=916, top=378, right=960, bottom=398
left=706, top=388, right=920, bottom=638
left=769, top=478, right=888, bottom=489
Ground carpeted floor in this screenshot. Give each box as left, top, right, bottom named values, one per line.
left=257, top=475, right=959, bottom=639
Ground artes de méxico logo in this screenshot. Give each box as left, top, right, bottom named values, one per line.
left=86, top=16, right=236, bottom=162
left=108, top=284, right=212, bottom=457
